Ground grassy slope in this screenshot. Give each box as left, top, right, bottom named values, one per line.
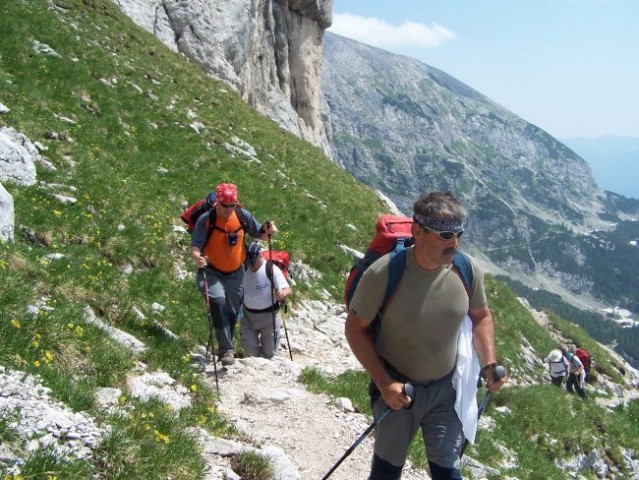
left=1, top=1, right=637, bottom=479
left=0, top=0, right=382, bottom=477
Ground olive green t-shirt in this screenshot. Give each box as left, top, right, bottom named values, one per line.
left=349, top=247, right=487, bottom=381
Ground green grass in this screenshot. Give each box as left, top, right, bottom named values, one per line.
left=9, top=450, right=95, bottom=480
left=0, top=412, right=19, bottom=444
left=95, top=399, right=208, bottom=480
left=231, top=451, right=275, bottom=480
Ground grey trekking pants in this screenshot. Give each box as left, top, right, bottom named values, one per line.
left=197, top=266, right=244, bottom=355
left=372, top=370, right=463, bottom=473
left=240, top=309, right=281, bottom=359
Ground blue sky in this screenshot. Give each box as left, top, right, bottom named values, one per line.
left=329, top=0, right=639, bottom=140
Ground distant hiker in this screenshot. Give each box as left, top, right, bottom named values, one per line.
left=543, top=348, right=569, bottom=386
left=574, top=346, right=593, bottom=381
left=345, top=191, right=505, bottom=480
left=191, top=183, right=277, bottom=366
left=565, top=351, right=587, bottom=399
left=240, top=243, right=292, bottom=358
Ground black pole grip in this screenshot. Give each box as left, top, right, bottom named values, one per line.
left=403, top=382, right=415, bottom=408
left=493, top=365, right=506, bottom=381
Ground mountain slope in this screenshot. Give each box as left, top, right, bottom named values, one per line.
left=322, top=33, right=602, bottom=230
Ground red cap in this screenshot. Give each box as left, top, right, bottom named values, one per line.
left=216, top=183, right=238, bottom=203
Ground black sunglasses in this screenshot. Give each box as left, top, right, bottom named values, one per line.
left=220, top=202, right=237, bottom=208
left=424, top=226, right=464, bottom=241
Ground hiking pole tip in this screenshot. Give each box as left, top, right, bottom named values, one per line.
left=321, top=382, right=414, bottom=480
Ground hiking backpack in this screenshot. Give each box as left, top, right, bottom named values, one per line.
left=262, top=250, right=290, bottom=279
left=344, top=215, right=414, bottom=307
left=180, top=192, right=250, bottom=248
left=575, top=348, right=593, bottom=372
left=344, top=214, right=473, bottom=314
left=180, top=192, right=217, bottom=234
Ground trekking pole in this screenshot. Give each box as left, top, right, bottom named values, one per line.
left=459, top=365, right=506, bottom=459
left=280, top=299, right=293, bottom=361
left=321, top=383, right=415, bottom=480
left=202, top=270, right=220, bottom=396
left=265, top=226, right=294, bottom=360
left=267, top=231, right=278, bottom=353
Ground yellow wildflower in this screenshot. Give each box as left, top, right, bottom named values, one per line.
left=154, top=429, right=170, bottom=445
left=44, top=351, right=54, bottom=364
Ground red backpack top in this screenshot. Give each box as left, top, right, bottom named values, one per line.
left=575, top=348, right=593, bottom=371
left=344, top=215, right=414, bottom=307
left=261, top=249, right=290, bottom=279
left=180, top=192, right=217, bottom=234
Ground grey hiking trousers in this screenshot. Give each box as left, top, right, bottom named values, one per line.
left=372, top=370, right=463, bottom=474
left=240, top=308, right=281, bottom=359
left=197, top=266, right=244, bottom=355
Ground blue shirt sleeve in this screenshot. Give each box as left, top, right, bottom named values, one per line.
left=190, top=211, right=211, bottom=249
left=240, top=208, right=263, bottom=238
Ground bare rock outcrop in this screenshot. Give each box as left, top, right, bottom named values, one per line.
left=113, top=0, right=332, bottom=152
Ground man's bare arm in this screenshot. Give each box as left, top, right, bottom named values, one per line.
left=345, top=312, right=410, bottom=409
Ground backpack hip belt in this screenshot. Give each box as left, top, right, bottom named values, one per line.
left=243, top=303, right=280, bottom=314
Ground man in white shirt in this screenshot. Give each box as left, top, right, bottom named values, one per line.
left=241, top=243, right=292, bottom=358
left=543, top=348, right=569, bottom=386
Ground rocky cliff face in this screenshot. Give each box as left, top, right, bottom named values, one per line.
left=113, top=0, right=332, bottom=151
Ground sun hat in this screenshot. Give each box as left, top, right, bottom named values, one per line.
left=548, top=349, right=562, bottom=362
left=216, top=183, right=238, bottom=203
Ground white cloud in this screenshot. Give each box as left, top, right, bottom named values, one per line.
left=329, top=13, right=455, bottom=49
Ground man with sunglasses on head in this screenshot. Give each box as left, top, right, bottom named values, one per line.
left=240, top=243, right=292, bottom=359
left=345, top=191, right=504, bottom=480
left=191, top=183, right=277, bottom=366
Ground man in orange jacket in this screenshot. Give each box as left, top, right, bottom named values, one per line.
left=191, top=183, right=277, bottom=365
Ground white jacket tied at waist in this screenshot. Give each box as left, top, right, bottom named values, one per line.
left=452, top=315, right=481, bottom=444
